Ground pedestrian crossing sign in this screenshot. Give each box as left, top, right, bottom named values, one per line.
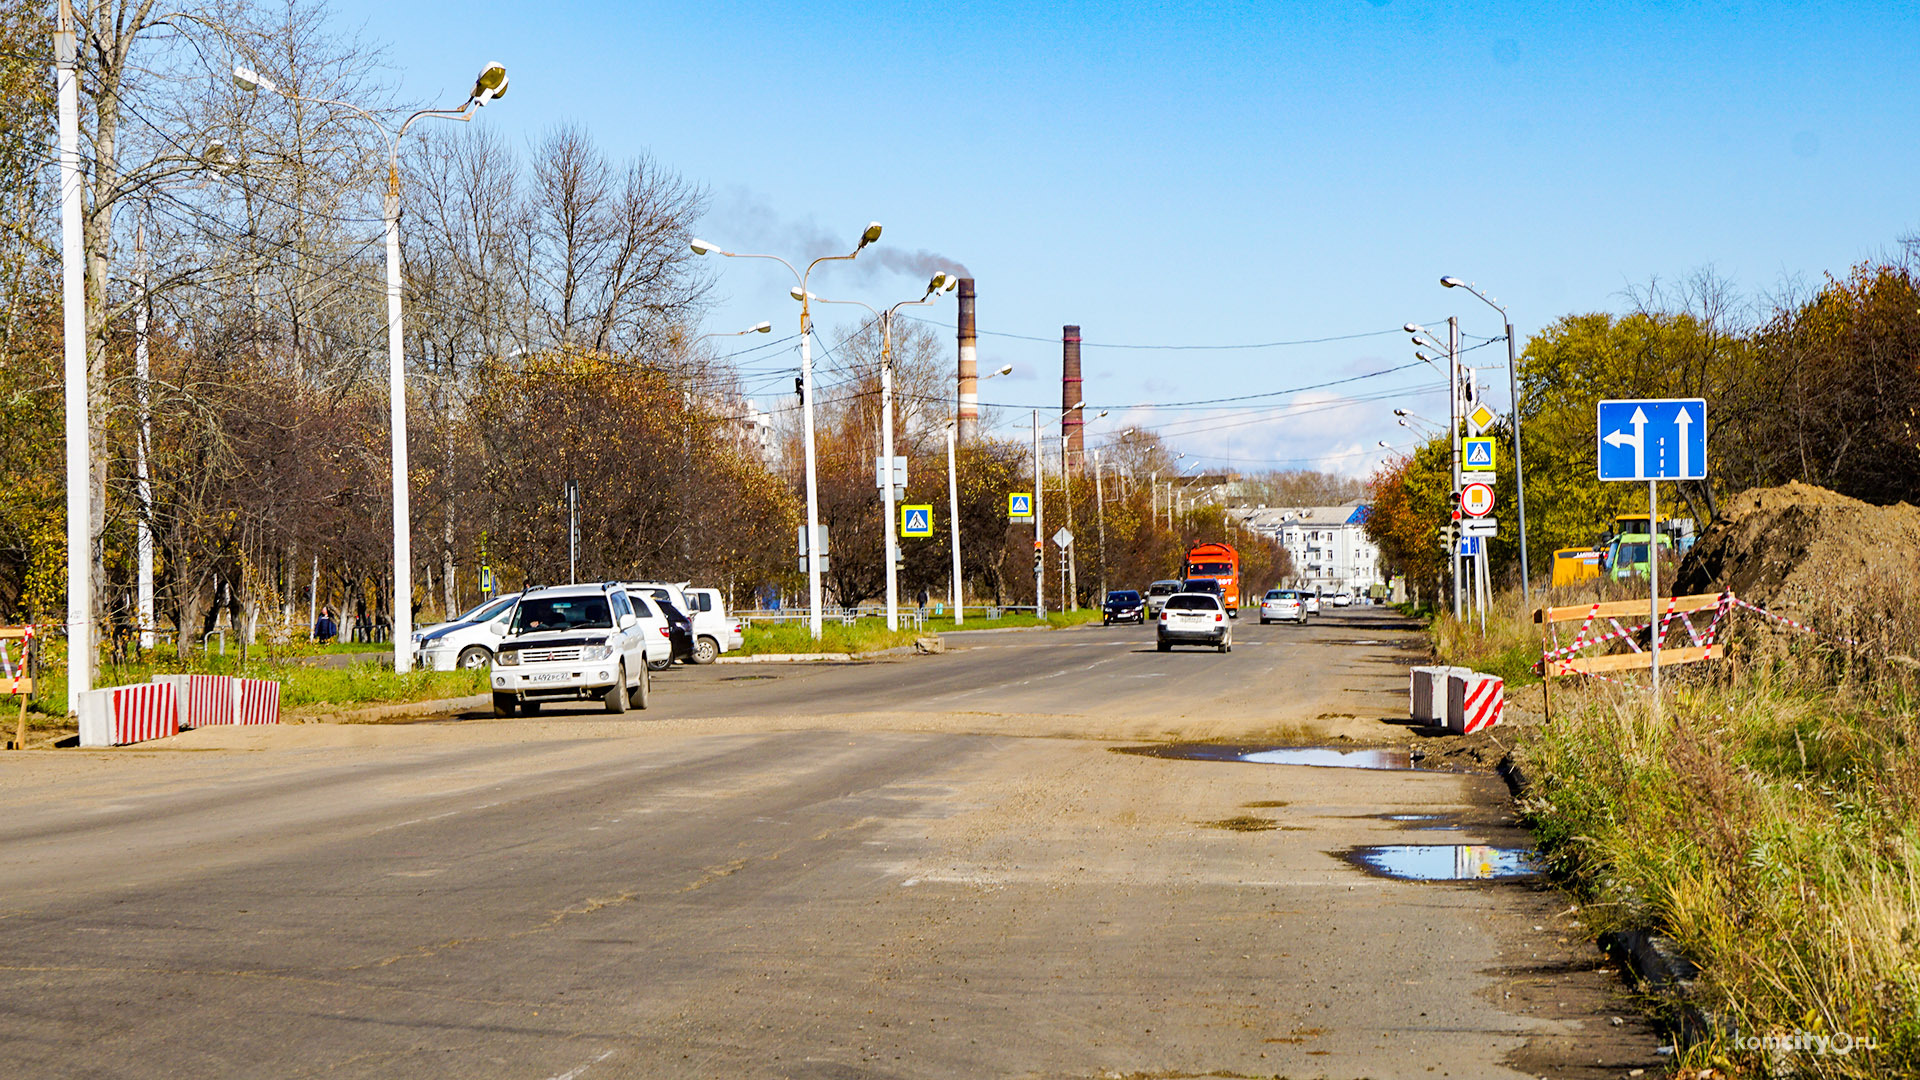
left=900, top=505, right=934, bottom=538
left=479, top=565, right=494, bottom=595
left=1008, top=492, right=1034, bottom=520
left=1462, top=437, right=1497, bottom=472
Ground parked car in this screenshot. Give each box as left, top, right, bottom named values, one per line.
left=1156, top=592, right=1232, bottom=653
left=1304, top=593, right=1321, bottom=616
left=412, top=594, right=512, bottom=646
left=488, top=582, right=650, bottom=716
left=682, top=586, right=743, bottom=663
left=624, top=591, right=675, bottom=671
left=623, top=582, right=697, bottom=669
left=1331, top=592, right=1352, bottom=607
left=1144, top=579, right=1183, bottom=617
left=1102, top=589, right=1145, bottom=625
left=414, top=591, right=520, bottom=670
left=1259, top=589, right=1306, bottom=625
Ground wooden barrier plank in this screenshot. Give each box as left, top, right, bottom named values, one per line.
left=1547, top=644, right=1719, bottom=676
left=1534, top=593, right=1726, bottom=624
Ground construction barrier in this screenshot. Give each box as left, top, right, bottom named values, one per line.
left=1408, top=666, right=1470, bottom=724
left=77, top=681, right=180, bottom=747
left=1534, top=592, right=1728, bottom=678
left=1447, top=671, right=1504, bottom=734
left=147, top=674, right=280, bottom=727
left=3, top=625, right=35, bottom=749
left=236, top=678, right=280, bottom=725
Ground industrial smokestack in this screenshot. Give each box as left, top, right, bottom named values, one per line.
left=955, top=278, right=979, bottom=443
left=1062, top=325, right=1084, bottom=474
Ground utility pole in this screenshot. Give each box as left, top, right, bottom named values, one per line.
left=1449, top=316, right=1463, bottom=621
left=56, top=0, right=91, bottom=711
left=1093, top=452, right=1107, bottom=600
left=1031, top=409, right=1044, bottom=615
left=946, top=423, right=963, bottom=624
left=1060, top=434, right=1077, bottom=610
left=880, top=312, right=900, bottom=630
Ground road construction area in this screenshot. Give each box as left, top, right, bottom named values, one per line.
left=0, top=609, right=1663, bottom=1079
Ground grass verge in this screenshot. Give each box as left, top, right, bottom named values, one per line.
left=1433, top=582, right=1920, bottom=1077
left=736, top=608, right=1100, bottom=656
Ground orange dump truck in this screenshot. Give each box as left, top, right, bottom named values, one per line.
left=1182, top=542, right=1241, bottom=616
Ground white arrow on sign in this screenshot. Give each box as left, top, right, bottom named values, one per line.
left=1603, top=405, right=1648, bottom=478
left=1673, top=406, right=1692, bottom=478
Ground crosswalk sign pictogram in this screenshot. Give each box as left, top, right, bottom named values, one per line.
left=900, top=505, right=933, bottom=538
left=1462, top=437, right=1496, bottom=472
left=1008, top=492, right=1034, bottom=520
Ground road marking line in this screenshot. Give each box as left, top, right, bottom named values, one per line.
left=545, top=1049, right=615, bottom=1080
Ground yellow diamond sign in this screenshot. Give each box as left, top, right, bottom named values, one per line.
left=1467, top=402, right=1497, bottom=433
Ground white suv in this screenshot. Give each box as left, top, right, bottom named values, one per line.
left=683, top=587, right=743, bottom=663
left=489, top=584, right=651, bottom=716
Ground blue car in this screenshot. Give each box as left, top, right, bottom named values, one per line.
left=1102, top=589, right=1145, bottom=625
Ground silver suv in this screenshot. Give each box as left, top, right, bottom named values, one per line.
left=489, top=583, right=651, bottom=716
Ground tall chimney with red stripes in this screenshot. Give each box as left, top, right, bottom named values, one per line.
left=1062, top=325, right=1083, bottom=474
left=955, top=278, right=979, bottom=442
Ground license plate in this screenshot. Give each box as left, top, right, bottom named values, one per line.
left=529, top=672, right=569, bottom=683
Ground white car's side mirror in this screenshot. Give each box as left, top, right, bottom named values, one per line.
left=489, top=622, right=506, bottom=637
left=619, top=613, right=637, bottom=629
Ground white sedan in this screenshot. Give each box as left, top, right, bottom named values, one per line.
left=1331, top=593, right=1353, bottom=607
left=1259, top=589, right=1306, bottom=624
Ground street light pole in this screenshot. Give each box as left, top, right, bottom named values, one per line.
left=689, top=224, right=883, bottom=638
left=236, top=60, right=509, bottom=673
left=941, top=365, right=1008, bottom=627
left=1442, top=276, right=1531, bottom=603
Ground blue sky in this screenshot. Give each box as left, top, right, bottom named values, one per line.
left=332, top=0, right=1920, bottom=476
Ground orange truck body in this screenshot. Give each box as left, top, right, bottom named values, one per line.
left=1182, top=542, right=1241, bottom=614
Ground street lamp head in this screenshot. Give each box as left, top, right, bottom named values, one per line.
left=750, top=321, right=773, bottom=333
left=994, top=364, right=1013, bottom=376
left=231, top=66, right=276, bottom=94
left=1393, top=409, right=1408, bottom=417
left=1440, top=276, right=1465, bottom=289
left=790, top=285, right=818, bottom=302
left=470, top=62, right=508, bottom=104
left=1069, top=400, right=1085, bottom=411
left=689, top=238, right=716, bottom=256
left=858, top=221, right=883, bottom=249
left=1403, top=322, right=1425, bottom=335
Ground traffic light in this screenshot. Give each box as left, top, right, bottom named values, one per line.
left=1033, top=541, right=1043, bottom=573
left=794, top=376, right=805, bottom=398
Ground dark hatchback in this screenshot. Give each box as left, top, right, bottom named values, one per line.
left=1102, top=589, right=1145, bottom=625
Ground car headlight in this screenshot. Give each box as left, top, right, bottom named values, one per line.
left=494, top=650, right=521, bottom=667
left=581, top=643, right=615, bottom=661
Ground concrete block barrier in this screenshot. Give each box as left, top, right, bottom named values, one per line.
left=236, top=678, right=281, bottom=725
left=1408, top=666, right=1470, bottom=723
left=1445, top=671, right=1505, bottom=734
left=78, top=682, right=180, bottom=747
left=150, top=674, right=236, bottom=727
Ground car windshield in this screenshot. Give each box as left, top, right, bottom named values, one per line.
left=1183, top=579, right=1220, bottom=591
left=1188, top=562, right=1233, bottom=576
left=1166, top=595, right=1219, bottom=611
left=1147, top=582, right=1179, bottom=596
left=1616, top=543, right=1649, bottom=566
left=511, top=596, right=612, bottom=633
left=1108, top=591, right=1140, bottom=603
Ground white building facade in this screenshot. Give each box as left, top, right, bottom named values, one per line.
left=1233, top=505, right=1383, bottom=598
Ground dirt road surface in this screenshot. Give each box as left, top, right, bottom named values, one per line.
left=0, top=608, right=1663, bottom=1079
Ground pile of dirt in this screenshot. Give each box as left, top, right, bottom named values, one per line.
left=1673, top=481, right=1920, bottom=611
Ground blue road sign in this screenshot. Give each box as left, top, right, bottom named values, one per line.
left=1457, top=535, right=1482, bottom=557
left=1461, top=437, right=1496, bottom=471
left=1596, top=398, right=1707, bottom=481
left=900, top=505, right=933, bottom=538
left=1008, top=492, right=1034, bottom=519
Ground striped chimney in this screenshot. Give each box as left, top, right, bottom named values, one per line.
left=1062, top=325, right=1084, bottom=473
left=955, top=278, right=979, bottom=442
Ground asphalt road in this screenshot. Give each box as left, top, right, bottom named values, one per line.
left=0, top=608, right=1662, bottom=1079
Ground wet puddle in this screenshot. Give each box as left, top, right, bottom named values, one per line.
left=1347, top=844, right=1541, bottom=881
left=1118, top=744, right=1419, bottom=770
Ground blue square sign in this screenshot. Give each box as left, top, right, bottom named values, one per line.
left=1596, top=398, right=1706, bottom=482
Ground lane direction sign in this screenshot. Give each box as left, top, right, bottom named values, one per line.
left=1461, top=437, right=1497, bottom=472
left=900, top=505, right=933, bottom=538
left=1460, top=482, right=1495, bottom=518
left=1008, top=492, right=1034, bottom=520
left=1462, top=518, right=1498, bottom=538
left=1597, top=398, right=1706, bottom=481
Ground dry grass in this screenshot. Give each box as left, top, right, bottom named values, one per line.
left=1437, top=577, right=1920, bottom=1077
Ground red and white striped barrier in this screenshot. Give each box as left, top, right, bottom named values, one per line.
left=148, top=674, right=280, bottom=727
left=77, top=682, right=180, bottom=747
left=1444, top=670, right=1504, bottom=734
left=1409, top=666, right=1471, bottom=724
left=236, top=678, right=280, bottom=725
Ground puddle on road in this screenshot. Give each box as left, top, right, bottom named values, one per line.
left=1383, top=813, right=1441, bottom=821
left=1118, top=744, right=1420, bottom=770
left=1347, top=844, right=1541, bottom=881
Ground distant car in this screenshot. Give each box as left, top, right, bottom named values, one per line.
left=1260, top=589, right=1306, bottom=625
left=1304, top=593, right=1321, bottom=616
left=623, top=582, right=697, bottom=669
left=1144, top=579, right=1183, bottom=617
left=683, top=586, right=743, bottom=662
left=1157, top=593, right=1231, bottom=653
left=1181, top=578, right=1226, bottom=606
left=1331, top=593, right=1352, bottom=607
left=1102, top=589, right=1145, bottom=625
